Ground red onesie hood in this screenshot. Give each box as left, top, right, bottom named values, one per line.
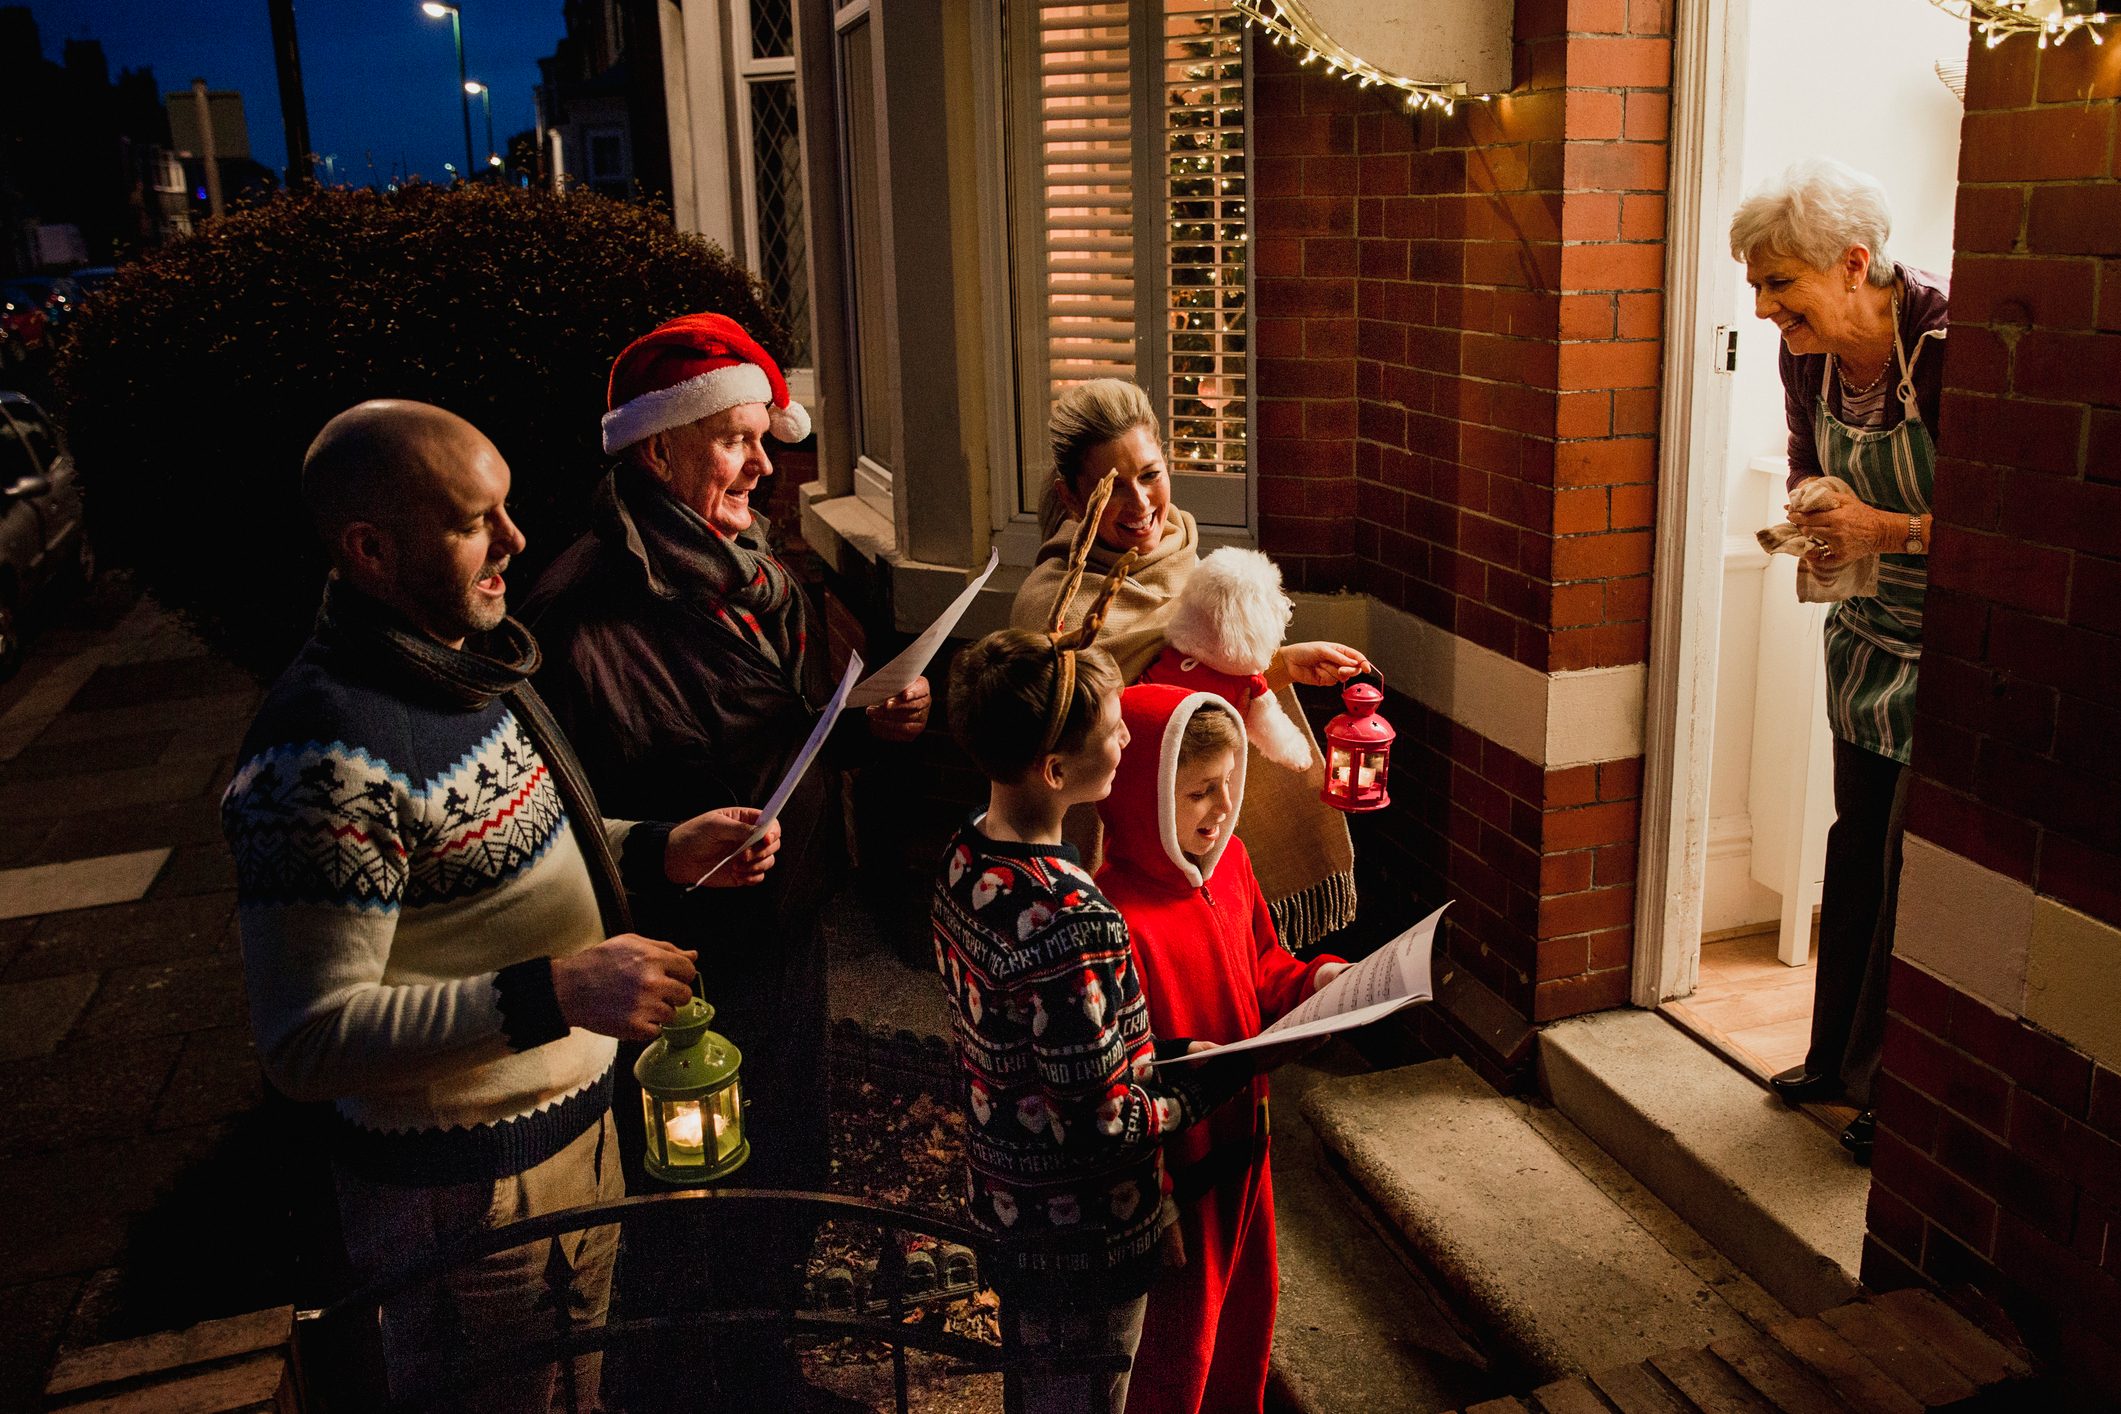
left=1098, top=684, right=1248, bottom=894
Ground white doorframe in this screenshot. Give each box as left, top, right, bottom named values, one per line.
left=1631, top=0, right=1749, bottom=1006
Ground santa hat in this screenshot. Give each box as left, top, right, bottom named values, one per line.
left=600, top=311, right=812, bottom=454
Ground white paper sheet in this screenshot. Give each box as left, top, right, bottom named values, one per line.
left=846, top=548, right=1001, bottom=709
left=1156, top=902, right=1447, bottom=1063
left=687, top=651, right=863, bottom=889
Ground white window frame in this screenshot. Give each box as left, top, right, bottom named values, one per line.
left=732, top=0, right=815, bottom=402
left=979, top=0, right=1257, bottom=560
left=831, top=0, right=898, bottom=522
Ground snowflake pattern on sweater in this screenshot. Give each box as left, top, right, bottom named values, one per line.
left=933, top=821, right=1233, bottom=1292
left=224, top=714, right=568, bottom=909
left=222, top=638, right=618, bottom=1184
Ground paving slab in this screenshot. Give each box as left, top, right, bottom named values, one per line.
left=1303, top=1058, right=1763, bottom=1380
left=0, top=849, right=171, bottom=922
left=145, top=841, right=237, bottom=899
left=0, top=1125, right=228, bottom=1283
left=0, top=1034, right=183, bottom=1160
left=151, top=1026, right=263, bottom=1132
left=68, top=954, right=249, bottom=1043
left=0, top=729, right=176, bottom=783
left=64, top=657, right=260, bottom=713
left=1538, top=1009, right=1866, bottom=1316
left=0, top=755, right=225, bottom=823
left=30, top=688, right=259, bottom=749
left=7, top=892, right=237, bottom=981
left=0, top=972, right=99, bottom=1062
left=32, top=797, right=228, bottom=866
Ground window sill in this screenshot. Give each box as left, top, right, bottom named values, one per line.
left=800, top=482, right=1026, bottom=637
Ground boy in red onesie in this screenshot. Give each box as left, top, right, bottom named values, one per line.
left=1095, top=685, right=1348, bottom=1414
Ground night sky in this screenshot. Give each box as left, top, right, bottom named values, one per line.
left=21, top=0, right=568, bottom=186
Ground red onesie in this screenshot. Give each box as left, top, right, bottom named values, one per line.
left=1096, top=684, right=1339, bottom=1414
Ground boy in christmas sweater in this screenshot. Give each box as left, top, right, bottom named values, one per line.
left=938, top=627, right=1247, bottom=1414
left=1096, top=685, right=1347, bottom=1414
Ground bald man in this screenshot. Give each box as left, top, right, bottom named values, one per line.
left=223, top=400, right=780, bottom=1410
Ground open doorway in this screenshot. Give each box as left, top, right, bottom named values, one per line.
left=1641, top=0, right=1966, bottom=1111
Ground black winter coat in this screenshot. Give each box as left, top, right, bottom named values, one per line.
left=523, top=485, right=866, bottom=1187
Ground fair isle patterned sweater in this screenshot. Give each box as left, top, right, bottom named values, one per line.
left=932, top=820, right=1238, bottom=1295
left=224, top=636, right=638, bottom=1186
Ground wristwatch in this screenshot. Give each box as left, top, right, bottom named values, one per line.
left=1904, top=513, right=1927, bottom=555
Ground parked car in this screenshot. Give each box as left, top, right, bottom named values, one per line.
left=12, top=275, right=84, bottom=333
left=1, top=283, right=50, bottom=367
left=0, top=391, right=93, bottom=677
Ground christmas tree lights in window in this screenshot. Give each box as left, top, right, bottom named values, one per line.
left=1929, top=0, right=2110, bottom=47
left=1231, top=0, right=1478, bottom=112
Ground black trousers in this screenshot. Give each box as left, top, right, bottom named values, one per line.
left=1804, top=738, right=1909, bottom=1109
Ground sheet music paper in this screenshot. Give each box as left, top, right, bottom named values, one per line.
left=688, top=652, right=863, bottom=889
left=846, top=548, right=1001, bottom=709
left=1156, top=902, right=1447, bottom=1063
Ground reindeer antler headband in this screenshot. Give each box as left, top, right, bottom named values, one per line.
left=1038, top=469, right=1139, bottom=757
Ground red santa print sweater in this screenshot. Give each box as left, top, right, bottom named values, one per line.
left=932, top=821, right=1242, bottom=1295
left=1094, top=686, right=1338, bottom=1189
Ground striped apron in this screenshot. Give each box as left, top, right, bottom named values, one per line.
left=1813, top=326, right=1937, bottom=765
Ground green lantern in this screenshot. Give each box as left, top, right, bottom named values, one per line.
left=635, top=997, right=749, bottom=1184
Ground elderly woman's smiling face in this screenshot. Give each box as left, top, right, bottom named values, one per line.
left=1746, top=247, right=1867, bottom=358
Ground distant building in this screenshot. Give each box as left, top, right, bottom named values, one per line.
left=535, top=0, right=672, bottom=203
left=0, top=8, right=194, bottom=272
left=162, top=87, right=277, bottom=220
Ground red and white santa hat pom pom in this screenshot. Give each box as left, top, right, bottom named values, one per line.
left=601, top=311, right=811, bottom=454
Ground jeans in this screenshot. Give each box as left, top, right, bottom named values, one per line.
left=1005, top=1290, right=1150, bottom=1414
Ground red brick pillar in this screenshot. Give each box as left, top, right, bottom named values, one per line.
left=1252, top=0, right=1673, bottom=1070
left=1862, top=29, right=2121, bottom=1402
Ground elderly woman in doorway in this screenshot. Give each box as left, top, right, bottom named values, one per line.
left=1730, top=157, right=1947, bottom=1164
left=1009, top=378, right=1370, bottom=950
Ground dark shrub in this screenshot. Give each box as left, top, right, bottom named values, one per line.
left=55, top=183, right=787, bottom=673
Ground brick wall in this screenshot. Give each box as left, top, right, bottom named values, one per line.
left=1254, top=0, right=1669, bottom=1051
left=1864, top=30, right=2121, bottom=1402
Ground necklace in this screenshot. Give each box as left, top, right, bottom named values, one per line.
left=1836, top=290, right=1901, bottom=400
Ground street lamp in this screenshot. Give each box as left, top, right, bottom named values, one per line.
left=420, top=2, right=476, bottom=182
left=464, top=80, right=497, bottom=178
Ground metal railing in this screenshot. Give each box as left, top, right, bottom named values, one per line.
left=290, top=1187, right=1130, bottom=1413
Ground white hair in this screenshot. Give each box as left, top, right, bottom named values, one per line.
left=1729, top=157, right=1896, bottom=287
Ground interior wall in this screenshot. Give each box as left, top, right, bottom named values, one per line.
left=1698, top=0, right=1967, bottom=937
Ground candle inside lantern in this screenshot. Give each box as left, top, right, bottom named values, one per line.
left=1331, top=757, right=1378, bottom=789
left=663, top=1101, right=725, bottom=1155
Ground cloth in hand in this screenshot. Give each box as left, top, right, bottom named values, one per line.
left=1756, top=475, right=1878, bottom=602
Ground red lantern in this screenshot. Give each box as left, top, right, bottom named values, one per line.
left=1320, top=675, right=1394, bottom=812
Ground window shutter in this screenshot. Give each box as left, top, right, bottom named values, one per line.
left=1037, top=2, right=1137, bottom=390
left=1007, top=1, right=1250, bottom=521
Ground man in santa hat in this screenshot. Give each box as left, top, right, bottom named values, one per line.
left=525, top=313, right=928, bottom=1408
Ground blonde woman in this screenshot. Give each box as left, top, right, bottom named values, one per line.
left=1010, top=378, right=1369, bottom=949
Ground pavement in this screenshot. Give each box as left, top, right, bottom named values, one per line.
left=0, top=576, right=266, bottom=1410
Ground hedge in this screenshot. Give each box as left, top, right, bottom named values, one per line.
left=56, top=183, right=787, bottom=672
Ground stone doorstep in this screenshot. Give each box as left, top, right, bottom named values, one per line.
left=1536, top=1009, right=1867, bottom=1318
left=1301, top=1057, right=1772, bottom=1383
left=1269, top=1049, right=1501, bottom=1414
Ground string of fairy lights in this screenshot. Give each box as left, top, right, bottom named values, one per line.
left=1928, top=0, right=2111, bottom=47
left=1229, top=0, right=1482, bottom=114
